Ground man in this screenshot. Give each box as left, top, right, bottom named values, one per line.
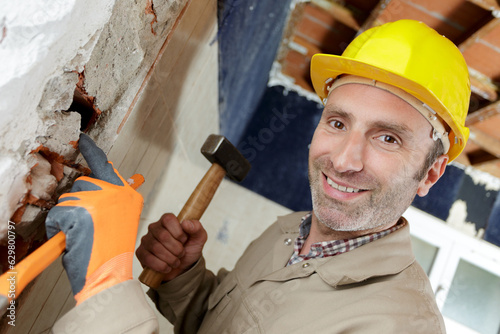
left=51, top=19, right=469, bottom=333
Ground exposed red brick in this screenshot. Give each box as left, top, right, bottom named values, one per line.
left=345, top=0, right=379, bottom=12
left=378, top=1, right=459, bottom=40
left=282, top=50, right=314, bottom=91
left=26, top=193, right=53, bottom=210
left=303, top=3, right=339, bottom=28
left=76, top=71, right=98, bottom=110
left=69, top=140, right=79, bottom=149
left=10, top=204, right=27, bottom=224
left=409, top=0, right=489, bottom=28
left=292, top=35, right=321, bottom=57
left=77, top=166, right=91, bottom=176
left=377, top=0, right=489, bottom=44
left=26, top=173, right=32, bottom=185
left=75, top=70, right=102, bottom=132
left=468, top=148, right=497, bottom=165
left=295, top=14, right=354, bottom=55
left=482, top=22, right=500, bottom=48
left=463, top=43, right=500, bottom=80
left=470, top=113, right=500, bottom=140
left=31, top=145, right=66, bottom=164
left=50, top=160, right=65, bottom=182
left=30, top=145, right=90, bottom=183
left=0, top=149, right=86, bottom=275
left=145, top=0, right=158, bottom=35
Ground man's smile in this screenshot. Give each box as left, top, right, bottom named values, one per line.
left=321, top=172, right=370, bottom=202
left=326, top=176, right=362, bottom=193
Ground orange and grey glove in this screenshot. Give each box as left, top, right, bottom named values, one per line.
left=45, top=134, right=144, bottom=305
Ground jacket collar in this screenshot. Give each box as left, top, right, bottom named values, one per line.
left=259, top=212, right=415, bottom=288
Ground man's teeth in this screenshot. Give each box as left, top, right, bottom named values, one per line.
left=327, top=177, right=360, bottom=193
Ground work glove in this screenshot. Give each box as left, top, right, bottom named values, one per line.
left=46, top=133, right=144, bottom=305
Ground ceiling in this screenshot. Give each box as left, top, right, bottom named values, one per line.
left=278, top=0, right=500, bottom=177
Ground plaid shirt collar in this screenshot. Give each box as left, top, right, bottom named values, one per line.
left=287, top=212, right=405, bottom=266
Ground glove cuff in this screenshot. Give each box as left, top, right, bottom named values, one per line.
left=74, top=252, right=134, bottom=305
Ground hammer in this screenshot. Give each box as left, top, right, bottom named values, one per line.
left=138, top=134, right=251, bottom=288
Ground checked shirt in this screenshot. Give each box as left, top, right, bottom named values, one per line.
left=287, top=212, right=404, bottom=266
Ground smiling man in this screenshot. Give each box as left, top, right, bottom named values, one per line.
left=307, top=79, right=447, bottom=241
left=51, top=19, right=470, bottom=334
left=137, top=20, right=470, bottom=334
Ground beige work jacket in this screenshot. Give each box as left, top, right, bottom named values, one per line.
left=149, top=212, right=446, bottom=333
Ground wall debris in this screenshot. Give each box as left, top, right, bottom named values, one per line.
left=447, top=199, right=485, bottom=238
left=0, top=0, right=190, bottom=276
left=465, top=165, right=500, bottom=191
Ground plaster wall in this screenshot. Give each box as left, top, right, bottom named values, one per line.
left=0, top=0, right=291, bottom=331
left=0, top=0, right=223, bottom=331
left=0, top=0, right=187, bottom=241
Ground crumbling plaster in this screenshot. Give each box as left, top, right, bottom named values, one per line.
left=0, top=0, right=187, bottom=241
left=0, top=0, right=115, bottom=232
left=84, top=0, right=186, bottom=150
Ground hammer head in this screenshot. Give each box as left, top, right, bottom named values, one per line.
left=201, top=134, right=251, bottom=182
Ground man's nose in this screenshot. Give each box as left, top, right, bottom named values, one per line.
left=331, top=133, right=365, bottom=173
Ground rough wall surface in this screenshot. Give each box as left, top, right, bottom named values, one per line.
left=84, top=0, right=186, bottom=151
left=0, top=0, right=216, bottom=331
left=0, top=0, right=114, bottom=236
left=0, top=0, right=188, bottom=271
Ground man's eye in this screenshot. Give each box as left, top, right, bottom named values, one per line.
left=379, top=135, right=398, bottom=144
left=330, top=120, right=345, bottom=130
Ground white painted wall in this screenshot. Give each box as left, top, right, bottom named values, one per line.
left=0, top=0, right=188, bottom=236
left=0, top=0, right=237, bottom=331
left=0, top=0, right=115, bottom=229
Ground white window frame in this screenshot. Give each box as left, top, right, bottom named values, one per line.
left=404, top=206, right=500, bottom=334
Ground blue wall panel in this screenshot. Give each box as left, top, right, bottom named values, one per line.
left=236, top=86, right=323, bottom=211
left=485, top=193, right=500, bottom=247
left=218, top=0, right=293, bottom=144
left=455, top=175, right=499, bottom=232
left=412, top=165, right=465, bottom=221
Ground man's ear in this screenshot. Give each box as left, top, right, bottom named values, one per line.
left=417, top=154, right=449, bottom=197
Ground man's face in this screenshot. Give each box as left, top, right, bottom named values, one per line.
left=309, top=82, right=444, bottom=233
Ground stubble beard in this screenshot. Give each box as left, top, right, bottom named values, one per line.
left=309, top=158, right=420, bottom=232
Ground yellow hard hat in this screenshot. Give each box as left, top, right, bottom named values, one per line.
left=310, top=19, right=470, bottom=162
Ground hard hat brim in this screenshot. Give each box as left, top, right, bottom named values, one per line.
left=310, top=53, right=468, bottom=161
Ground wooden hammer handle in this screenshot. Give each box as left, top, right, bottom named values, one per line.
left=138, top=163, right=226, bottom=288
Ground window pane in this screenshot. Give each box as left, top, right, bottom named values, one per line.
left=442, top=259, right=500, bottom=334
left=411, top=235, right=438, bottom=275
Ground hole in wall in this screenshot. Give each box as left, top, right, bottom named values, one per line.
left=69, top=88, right=97, bottom=131
left=67, top=71, right=102, bottom=132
